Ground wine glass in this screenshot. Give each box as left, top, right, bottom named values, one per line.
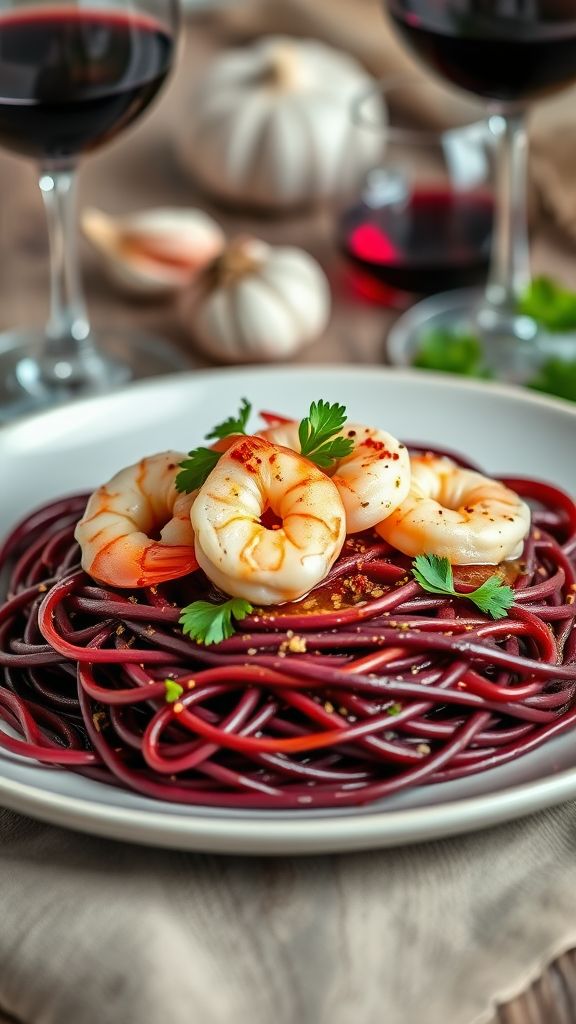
left=339, top=76, right=494, bottom=311
left=0, top=0, right=184, bottom=420
left=382, top=0, right=576, bottom=380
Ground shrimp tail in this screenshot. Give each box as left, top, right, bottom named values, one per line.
left=259, top=410, right=292, bottom=428
left=137, top=544, right=199, bottom=586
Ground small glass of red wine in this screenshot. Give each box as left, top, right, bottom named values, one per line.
left=382, top=0, right=576, bottom=379
left=339, top=76, right=494, bottom=308
left=0, top=0, right=182, bottom=419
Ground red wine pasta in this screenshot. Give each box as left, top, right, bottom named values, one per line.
left=0, top=447, right=575, bottom=810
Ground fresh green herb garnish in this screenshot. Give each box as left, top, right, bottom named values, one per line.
left=412, top=328, right=491, bottom=378
left=411, top=275, right=576, bottom=397
left=518, top=276, right=576, bottom=332
left=411, top=554, right=514, bottom=620
left=298, top=400, right=354, bottom=468
left=164, top=679, right=184, bottom=703
left=179, top=597, right=253, bottom=645
left=527, top=357, right=576, bottom=403
left=175, top=399, right=253, bottom=493
left=175, top=447, right=221, bottom=493
left=205, top=397, right=252, bottom=441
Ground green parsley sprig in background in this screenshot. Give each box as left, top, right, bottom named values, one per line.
left=410, top=275, right=576, bottom=403
left=518, top=276, right=576, bottom=332
left=411, top=554, right=514, bottom=619
left=527, top=357, right=576, bottom=403
left=412, top=328, right=492, bottom=378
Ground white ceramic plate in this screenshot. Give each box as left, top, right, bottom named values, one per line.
left=1, top=366, right=575, bottom=854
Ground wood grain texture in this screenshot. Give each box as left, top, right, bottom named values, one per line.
left=494, top=951, right=576, bottom=1024
left=1, top=13, right=576, bottom=1024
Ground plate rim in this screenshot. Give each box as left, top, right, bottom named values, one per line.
left=2, top=763, right=576, bottom=854
left=3, top=363, right=576, bottom=442
left=1, top=364, right=575, bottom=853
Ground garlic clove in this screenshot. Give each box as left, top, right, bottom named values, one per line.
left=180, top=236, right=331, bottom=364
left=82, top=207, right=225, bottom=298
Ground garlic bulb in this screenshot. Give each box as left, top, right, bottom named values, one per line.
left=178, top=36, right=383, bottom=210
left=181, top=237, right=331, bottom=363
left=82, top=207, right=225, bottom=297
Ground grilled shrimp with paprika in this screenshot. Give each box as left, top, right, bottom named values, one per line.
left=259, top=421, right=410, bottom=532
left=190, top=436, right=346, bottom=604
left=74, top=451, right=199, bottom=587
left=376, top=454, right=531, bottom=564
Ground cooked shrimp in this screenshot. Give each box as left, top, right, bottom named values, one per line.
left=190, top=436, right=346, bottom=604
left=75, top=451, right=199, bottom=587
left=376, top=454, right=531, bottom=564
left=259, top=421, right=410, bottom=532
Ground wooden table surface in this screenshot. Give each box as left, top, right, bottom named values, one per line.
left=1, top=12, right=576, bottom=1024
left=0, top=12, right=573, bottom=367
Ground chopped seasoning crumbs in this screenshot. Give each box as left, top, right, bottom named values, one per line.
left=92, top=711, right=107, bottom=733
left=287, top=635, right=307, bottom=653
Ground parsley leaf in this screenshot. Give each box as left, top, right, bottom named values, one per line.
left=411, top=554, right=514, bottom=620
left=412, top=329, right=491, bottom=378
left=164, top=679, right=184, bottom=703
left=469, top=575, right=515, bottom=618
left=205, top=398, right=252, bottom=441
left=412, top=553, right=453, bottom=594
left=179, top=597, right=253, bottom=645
left=298, top=400, right=354, bottom=468
left=527, top=357, right=576, bottom=404
left=175, top=447, right=221, bottom=493
left=518, top=276, right=576, bottom=332
left=175, top=399, right=253, bottom=493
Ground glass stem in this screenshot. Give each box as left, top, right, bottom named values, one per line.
left=481, top=110, right=532, bottom=320
left=38, top=165, right=94, bottom=379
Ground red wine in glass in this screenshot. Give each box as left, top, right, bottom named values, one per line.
left=387, top=1, right=576, bottom=103
left=0, top=0, right=181, bottom=419
left=0, top=9, right=173, bottom=160
left=380, top=1, right=576, bottom=380
left=341, top=186, right=493, bottom=297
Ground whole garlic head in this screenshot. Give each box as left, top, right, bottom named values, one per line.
left=178, top=36, right=383, bottom=210
left=82, top=207, right=225, bottom=297
left=181, top=237, right=331, bottom=363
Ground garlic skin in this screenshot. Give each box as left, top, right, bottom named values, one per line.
left=181, top=238, right=331, bottom=363
left=178, top=36, right=383, bottom=210
left=82, top=207, right=225, bottom=298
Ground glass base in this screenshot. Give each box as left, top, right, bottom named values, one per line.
left=0, top=328, right=191, bottom=422
left=387, top=288, right=576, bottom=385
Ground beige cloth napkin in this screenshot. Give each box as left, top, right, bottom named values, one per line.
left=225, top=0, right=576, bottom=239
left=2, top=803, right=576, bottom=1023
